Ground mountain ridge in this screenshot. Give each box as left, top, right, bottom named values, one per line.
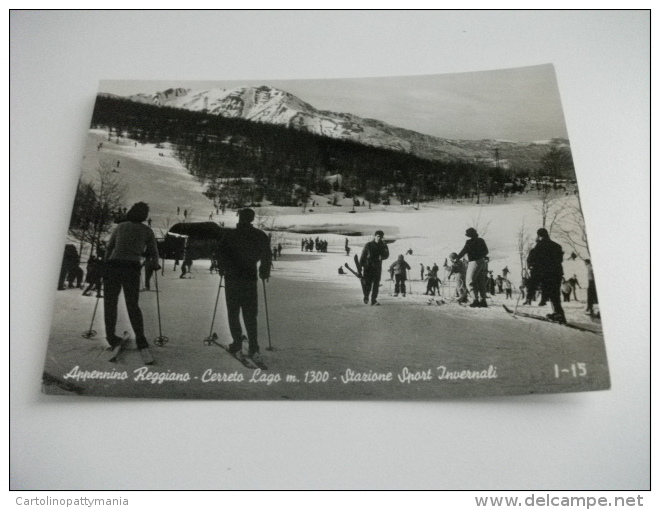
left=105, top=85, right=570, bottom=171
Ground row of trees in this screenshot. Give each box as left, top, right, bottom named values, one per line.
left=91, top=95, right=575, bottom=211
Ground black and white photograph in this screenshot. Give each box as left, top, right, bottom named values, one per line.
left=11, top=10, right=649, bottom=491
left=42, top=66, right=610, bottom=400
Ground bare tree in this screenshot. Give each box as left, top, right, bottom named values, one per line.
left=156, top=216, right=175, bottom=239
left=516, top=219, right=534, bottom=281
left=552, top=196, right=591, bottom=260
left=534, top=185, right=563, bottom=234
left=467, top=208, right=491, bottom=239
left=255, top=208, right=286, bottom=248
left=69, top=162, right=127, bottom=257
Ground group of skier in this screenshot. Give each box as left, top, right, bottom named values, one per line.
left=66, top=203, right=272, bottom=367
left=348, top=226, right=597, bottom=324
left=64, top=201, right=599, bottom=369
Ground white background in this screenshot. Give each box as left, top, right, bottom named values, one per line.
left=9, top=10, right=650, bottom=490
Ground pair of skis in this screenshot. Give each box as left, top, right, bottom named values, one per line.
left=108, top=331, right=155, bottom=364
left=502, top=305, right=598, bottom=334
left=344, top=254, right=364, bottom=281
left=204, top=333, right=268, bottom=370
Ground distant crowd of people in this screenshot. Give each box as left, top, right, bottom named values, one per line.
left=301, top=237, right=329, bottom=253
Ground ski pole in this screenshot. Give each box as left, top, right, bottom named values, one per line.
left=513, top=281, right=524, bottom=316
left=153, top=270, right=169, bottom=346
left=82, top=293, right=102, bottom=338
left=262, top=279, right=273, bottom=351
left=204, top=274, right=224, bottom=345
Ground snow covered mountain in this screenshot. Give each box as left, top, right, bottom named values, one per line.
left=123, top=85, right=569, bottom=167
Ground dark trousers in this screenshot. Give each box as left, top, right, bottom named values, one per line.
left=586, top=281, right=598, bottom=312
left=225, top=277, right=259, bottom=354
left=144, top=266, right=154, bottom=290
left=394, top=274, right=407, bottom=295
left=67, top=267, right=84, bottom=288
left=540, top=274, right=565, bottom=318
left=363, top=269, right=382, bottom=303
left=104, top=261, right=148, bottom=349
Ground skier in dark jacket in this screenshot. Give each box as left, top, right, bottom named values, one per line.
left=359, top=230, right=390, bottom=305
left=217, top=208, right=271, bottom=365
left=526, top=228, right=566, bottom=323
left=455, top=228, right=489, bottom=307
left=389, top=254, right=411, bottom=297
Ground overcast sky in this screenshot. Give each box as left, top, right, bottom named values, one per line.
left=99, top=64, right=568, bottom=143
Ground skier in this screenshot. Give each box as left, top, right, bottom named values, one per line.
left=584, top=259, right=598, bottom=315
left=359, top=230, right=390, bottom=305
left=82, top=255, right=103, bottom=297
left=454, top=227, right=489, bottom=308
left=526, top=228, right=566, bottom=323
left=424, top=265, right=440, bottom=296
left=67, top=262, right=84, bottom=289
left=142, top=257, right=158, bottom=291
left=103, top=202, right=160, bottom=354
left=58, top=244, right=80, bottom=290
left=504, top=277, right=513, bottom=299
left=217, top=208, right=271, bottom=366
left=389, top=255, right=411, bottom=297
left=180, top=256, right=193, bottom=278
left=568, top=274, right=581, bottom=301
left=496, top=275, right=504, bottom=294
left=561, top=277, right=572, bottom=302
left=420, top=263, right=425, bottom=280
left=488, top=272, right=497, bottom=296
left=446, top=253, right=468, bottom=304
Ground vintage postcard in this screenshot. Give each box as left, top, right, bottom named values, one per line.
left=41, top=64, right=610, bottom=400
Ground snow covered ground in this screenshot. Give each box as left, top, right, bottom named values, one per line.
left=42, top=130, right=608, bottom=400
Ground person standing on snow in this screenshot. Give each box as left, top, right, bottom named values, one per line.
left=424, top=265, right=440, bottom=296
left=217, top=208, right=271, bottom=366
left=526, top=228, right=566, bottom=323
left=504, top=277, right=513, bottom=299
left=561, top=277, right=572, bottom=302
left=389, top=255, right=411, bottom=297
left=446, top=253, right=468, bottom=304
left=455, top=227, right=489, bottom=308
left=103, top=202, right=160, bottom=354
left=584, top=259, right=598, bottom=316
left=359, top=230, right=389, bottom=305
left=568, top=274, right=581, bottom=301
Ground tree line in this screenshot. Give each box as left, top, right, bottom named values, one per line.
left=91, top=95, right=574, bottom=209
